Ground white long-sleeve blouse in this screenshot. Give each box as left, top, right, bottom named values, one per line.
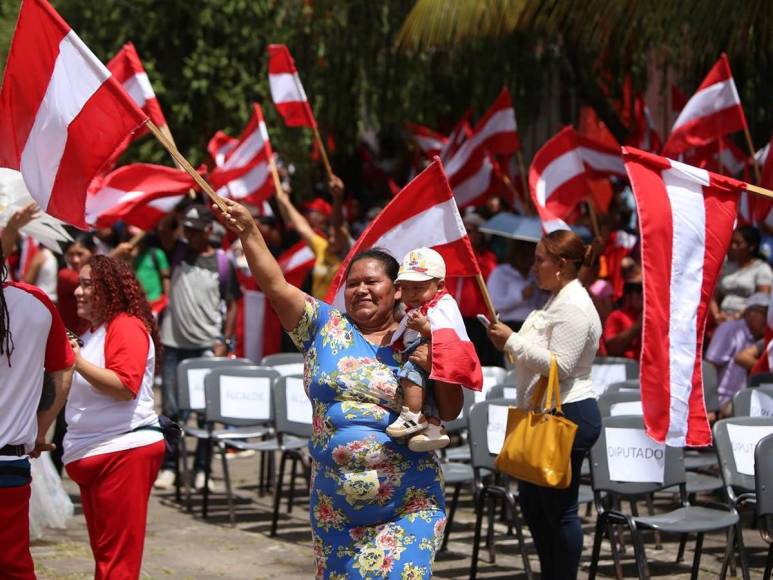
left=504, top=278, right=602, bottom=408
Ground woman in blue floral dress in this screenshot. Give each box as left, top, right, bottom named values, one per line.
left=216, top=199, right=464, bottom=579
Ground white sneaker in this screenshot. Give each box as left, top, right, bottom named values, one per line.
left=153, top=469, right=175, bottom=490
left=194, top=471, right=216, bottom=492
left=386, top=407, right=428, bottom=439
left=408, top=423, right=451, bottom=452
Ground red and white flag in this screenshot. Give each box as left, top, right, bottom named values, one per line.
left=107, top=42, right=166, bottom=129
left=662, top=53, right=748, bottom=157
left=391, top=290, right=483, bottom=391
left=0, top=0, right=147, bottom=228
left=406, top=122, right=448, bottom=159
left=209, top=104, right=275, bottom=204
left=626, top=95, right=663, bottom=154
left=278, top=240, right=315, bottom=289
left=623, top=146, right=741, bottom=446
left=440, top=112, right=472, bottom=163
left=576, top=133, right=627, bottom=178
left=268, top=44, right=316, bottom=128
left=86, top=163, right=194, bottom=230
left=528, top=126, right=591, bottom=232
left=207, top=131, right=239, bottom=167
left=325, top=160, right=481, bottom=308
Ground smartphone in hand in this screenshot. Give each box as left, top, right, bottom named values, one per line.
left=476, top=314, right=491, bottom=329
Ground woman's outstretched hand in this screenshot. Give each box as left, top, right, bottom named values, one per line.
left=487, top=321, right=514, bottom=352
left=212, top=198, right=257, bottom=238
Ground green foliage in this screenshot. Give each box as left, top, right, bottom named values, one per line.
left=0, top=0, right=770, bottom=198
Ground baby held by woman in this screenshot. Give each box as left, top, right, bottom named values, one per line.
left=387, top=247, right=483, bottom=451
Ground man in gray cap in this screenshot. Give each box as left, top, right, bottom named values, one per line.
left=706, top=291, right=769, bottom=418
left=155, top=204, right=241, bottom=490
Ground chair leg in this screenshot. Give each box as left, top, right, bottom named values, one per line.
left=719, top=525, right=734, bottom=580
left=470, top=489, right=486, bottom=580
left=485, top=496, right=496, bottom=563
left=270, top=451, right=287, bottom=537
left=607, top=521, right=624, bottom=580
left=645, top=494, right=662, bottom=549
left=220, top=443, right=235, bottom=527
left=589, top=518, right=605, bottom=580
left=180, top=437, right=193, bottom=513
left=676, top=534, right=687, bottom=563
left=287, top=455, right=298, bottom=514
left=440, top=483, right=462, bottom=552
left=202, top=439, right=213, bottom=519
left=690, top=533, right=704, bottom=580
left=507, top=497, right=532, bottom=580
left=763, top=543, right=772, bottom=580
left=735, top=521, right=751, bottom=580
left=629, top=523, right=651, bottom=580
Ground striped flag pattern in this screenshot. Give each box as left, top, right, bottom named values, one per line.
left=268, top=44, right=316, bottom=128
left=0, top=0, right=147, bottom=228
left=623, top=146, right=740, bottom=446
left=662, top=53, right=747, bottom=157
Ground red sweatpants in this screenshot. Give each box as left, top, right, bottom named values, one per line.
left=66, top=441, right=164, bottom=580
left=0, top=484, right=35, bottom=579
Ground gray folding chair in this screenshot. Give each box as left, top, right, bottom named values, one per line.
left=269, top=374, right=312, bottom=536
left=260, top=352, right=305, bottom=377
left=598, top=390, right=643, bottom=418
left=468, top=401, right=532, bottom=580
left=604, top=379, right=641, bottom=394
left=755, top=433, right=773, bottom=580
left=174, top=356, right=252, bottom=504
left=592, top=357, right=640, bottom=396
left=750, top=372, right=773, bottom=389
left=734, top=386, right=773, bottom=417
left=703, top=360, right=720, bottom=415
left=443, top=388, right=477, bottom=463
left=714, top=416, right=773, bottom=579
left=202, top=366, right=280, bottom=523
left=588, top=415, right=741, bottom=580
left=485, top=383, right=518, bottom=402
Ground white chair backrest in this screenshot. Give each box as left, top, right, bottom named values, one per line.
left=486, top=404, right=509, bottom=455
left=725, top=422, right=773, bottom=477
left=285, top=376, right=312, bottom=425
left=592, top=363, right=629, bottom=396
left=218, top=375, right=273, bottom=421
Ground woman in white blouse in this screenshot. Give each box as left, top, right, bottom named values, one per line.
left=487, top=229, right=602, bottom=580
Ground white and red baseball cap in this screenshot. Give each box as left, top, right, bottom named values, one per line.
left=396, top=247, right=446, bottom=282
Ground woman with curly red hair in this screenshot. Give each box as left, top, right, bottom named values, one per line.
left=64, top=255, right=164, bottom=579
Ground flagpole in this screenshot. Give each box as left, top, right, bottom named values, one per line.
left=587, top=200, right=602, bottom=238
left=515, top=150, right=533, bottom=213
left=311, top=124, right=334, bottom=182
left=158, top=123, right=197, bottom=199
left=746, top=183, right=773, bottom=200
left=474, top=273, right=514, bottom=364
left=742, top=124, right=762, bottom=183
left=146, top=120, right=231, bottom=217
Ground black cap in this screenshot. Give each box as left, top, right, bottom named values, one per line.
left=181, top=204, right=213, bottom=231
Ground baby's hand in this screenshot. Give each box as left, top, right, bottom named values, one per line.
left=406, top=311, right=430, bottom=336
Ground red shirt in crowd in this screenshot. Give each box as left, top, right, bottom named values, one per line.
left=447, top=249, right=498, bottom=318
left=603, top=306, right=642, bottom=360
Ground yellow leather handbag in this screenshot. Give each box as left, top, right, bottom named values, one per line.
left=494, top=354, right=578, bottom=488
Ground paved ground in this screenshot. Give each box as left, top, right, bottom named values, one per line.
left=30, top=445, right=770, bottom=579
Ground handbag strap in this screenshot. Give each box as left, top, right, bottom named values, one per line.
left=528, top=354, right=563, bottom=413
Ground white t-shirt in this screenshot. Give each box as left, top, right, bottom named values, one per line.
left=63, top=316, right=161, bottom=464
left=0, top=283, right=74, bottom=461
left=487, top=264, right=545, bottom=322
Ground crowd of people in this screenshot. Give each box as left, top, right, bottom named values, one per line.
left=1, top=165, right=771, bottom=578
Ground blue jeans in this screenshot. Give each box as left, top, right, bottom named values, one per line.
left=518, top=397, right=602, bottom=580
left=161, top=345, right=209, bottom=472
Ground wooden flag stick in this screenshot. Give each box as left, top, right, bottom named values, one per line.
left=311, top=124, right=334, bottom=182
left=587, top=200, right=601, bottom=239
left=128, top=230, right=146, bottom=247
left=158, top=123, right=197, bottom=199
left=746, top=183, right=773, bottom=200
left=742, top=124, right=762, bottom=183
left=474, top=272, right=514, bottom=364
left=515, top=150, right=534, bottom=213
left=146, top=120, right=228, bottom=214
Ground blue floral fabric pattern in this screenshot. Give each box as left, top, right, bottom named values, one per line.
left=289, top=296, right=446, bottom=579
